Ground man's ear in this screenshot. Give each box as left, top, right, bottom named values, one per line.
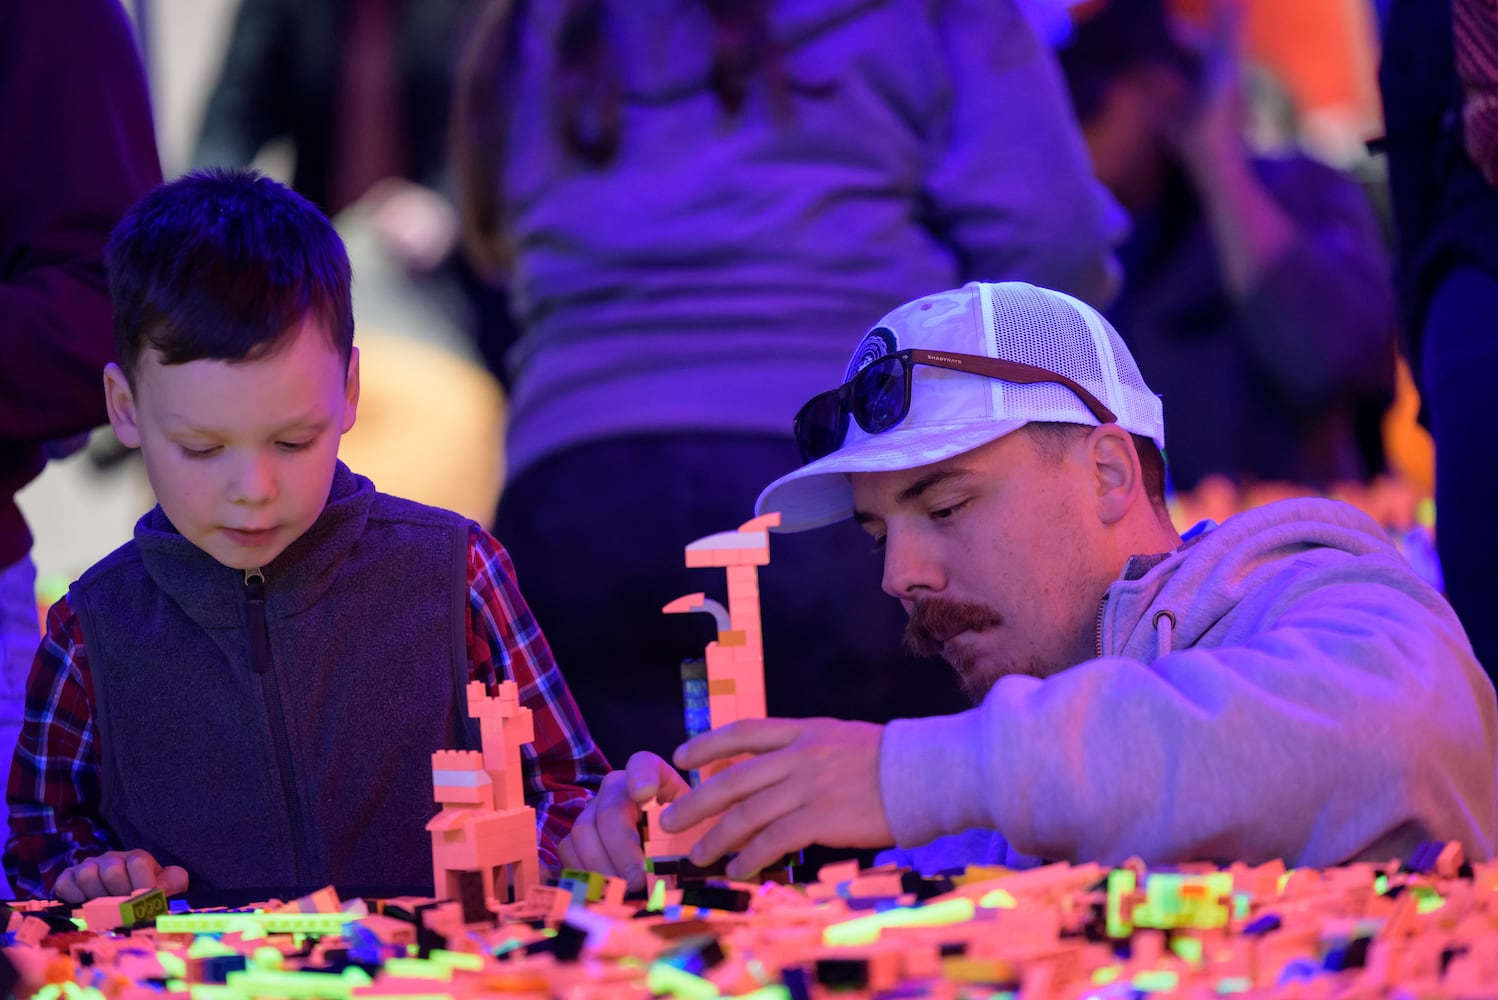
left=340, top=346, right=361, bottom=434
left=103, top=363, right=142, bottom=449
left=1088, top=424, right=1142, bottom=525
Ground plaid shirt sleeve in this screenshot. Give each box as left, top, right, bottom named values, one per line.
left=4, top=595, right=114, bottom=898
left=465, top=524, right=608, bottom=872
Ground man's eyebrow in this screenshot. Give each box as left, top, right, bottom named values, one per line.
left=897, top=468, right=968, bottom=505
left=853, top=468, right=970, bottom=523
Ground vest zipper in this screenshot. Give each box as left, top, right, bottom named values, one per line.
left=244, top=568, right=314, bottom=889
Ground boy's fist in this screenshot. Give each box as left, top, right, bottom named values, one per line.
left=53, top=850, right=189, bottom=903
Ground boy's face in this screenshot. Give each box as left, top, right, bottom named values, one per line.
left=104, top=318, right=360, bottom=571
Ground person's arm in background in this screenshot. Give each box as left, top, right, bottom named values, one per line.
left=926, top=0, right=1126, bottom=308
left=1170, top=1, right=1395, bottom=408
left=465, top=526, right=609, bottom=872
left=190, top=0, right=298, bottom=172
left=0, top=0, right=162, bottom=448
left=1454, top=0, right=1498, bottom=187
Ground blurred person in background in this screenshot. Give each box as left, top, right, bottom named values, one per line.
left=194, top=0, right=469, bottom=237
left=192, top=0, right=513, bottom=524
left=0, top=0, right=162, bottom=886
left=193, top=0, right=514, bottom=379
left=452, top=0, right=1125, bottom=771
left=1057, top=0, right=1397, bottom=499
left=1380, top=0, right=1498, bottom=685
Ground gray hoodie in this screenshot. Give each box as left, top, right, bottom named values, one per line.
left=880, top=498, right=1497, bottom=872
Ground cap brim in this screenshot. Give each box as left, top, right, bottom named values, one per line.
left=755, top=418, right=1031, bottom=532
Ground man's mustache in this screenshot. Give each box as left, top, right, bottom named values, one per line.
left=904, top=598, right=1004, bottom=658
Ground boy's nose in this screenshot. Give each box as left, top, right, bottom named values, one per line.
left=228, top=453, right=278, bottom=504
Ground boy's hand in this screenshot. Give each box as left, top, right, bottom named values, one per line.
left=53, top=850, right=189, bottom=903
left=558, top=752, right=690, bottom=892
left=661, top=718, right=893, bottom=880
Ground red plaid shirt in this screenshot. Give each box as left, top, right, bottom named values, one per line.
left=4, top=525, right=608, bottom=898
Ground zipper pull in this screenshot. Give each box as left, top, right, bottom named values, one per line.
left=1094, top=592, right=1110, bottom=660
left=244, top=568, right=269, bottom=674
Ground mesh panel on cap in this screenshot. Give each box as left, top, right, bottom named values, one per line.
left=982, top=283, right=1160, bottom=441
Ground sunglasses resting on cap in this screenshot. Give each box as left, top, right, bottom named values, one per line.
left=793, top=348, right=1118, bottom=463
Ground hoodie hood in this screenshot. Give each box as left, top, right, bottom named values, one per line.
left=1103, top=497, right=1446, bottom=662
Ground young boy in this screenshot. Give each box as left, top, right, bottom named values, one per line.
left=4, top=169, right=608, bottom=902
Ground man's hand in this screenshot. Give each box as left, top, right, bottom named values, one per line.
left=558, top=752, right=690, bottom=892
left=53, top=850, right=188, bottom=903
left=660, top=718, right=893, bottom=880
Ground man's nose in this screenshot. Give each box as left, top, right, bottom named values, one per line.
left=881, top=528, right=945, bottom=601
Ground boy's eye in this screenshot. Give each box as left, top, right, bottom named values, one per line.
left=180, top=445, right=220, bottom=458
left=277, top=439, right=314, bottom=452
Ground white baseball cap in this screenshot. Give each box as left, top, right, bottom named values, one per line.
left=756, top=281, right=1165, bottom=532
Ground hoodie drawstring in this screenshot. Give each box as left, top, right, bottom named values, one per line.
left=1152, top=609, right=1177, bottom=659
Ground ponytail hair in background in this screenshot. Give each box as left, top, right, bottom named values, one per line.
left=453, top=0, right=793, bottom=279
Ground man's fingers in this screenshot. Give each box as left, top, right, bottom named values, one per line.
left=688, top=776, right=803, bottom=868
left=672, top=719, right=805, bottom=771
left=661, top=748, right=789, bottom=834
left=724, top=812, right=810, bottom=881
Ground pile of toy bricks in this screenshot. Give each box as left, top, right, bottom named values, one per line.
left=1, top=842, right=1495, bottom=999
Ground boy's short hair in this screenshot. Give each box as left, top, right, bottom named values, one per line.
left=106, top=168, right=354, bottom=383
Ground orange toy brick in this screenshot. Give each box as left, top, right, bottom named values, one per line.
left=427, top=680, right=540, bottom=912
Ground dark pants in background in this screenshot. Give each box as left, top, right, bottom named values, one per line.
left=494, top=434, right=969, bottom=771
left=1422, top=265, right=1498, bottom=683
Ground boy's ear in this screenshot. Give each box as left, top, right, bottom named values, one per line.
left=340, top=346, right=361, bottom=434
left=103, top=363, right=142, bottom=449
left=1088, top=424, right=1141, bottom=525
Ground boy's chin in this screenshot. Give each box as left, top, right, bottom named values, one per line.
left=198, top=532, right=292, bottom=572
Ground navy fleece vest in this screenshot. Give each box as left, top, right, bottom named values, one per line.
left=70, top=462, right=477, bottom=895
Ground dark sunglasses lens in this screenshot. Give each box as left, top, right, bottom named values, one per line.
left=851, top=355, right=908, bottom=434
left=794, top=390, right=850, bottom=462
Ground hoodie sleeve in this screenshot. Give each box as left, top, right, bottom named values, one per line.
left=923, top=0, right=1126, bottom=308
left=881, top=546, right=1496, bottom=868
